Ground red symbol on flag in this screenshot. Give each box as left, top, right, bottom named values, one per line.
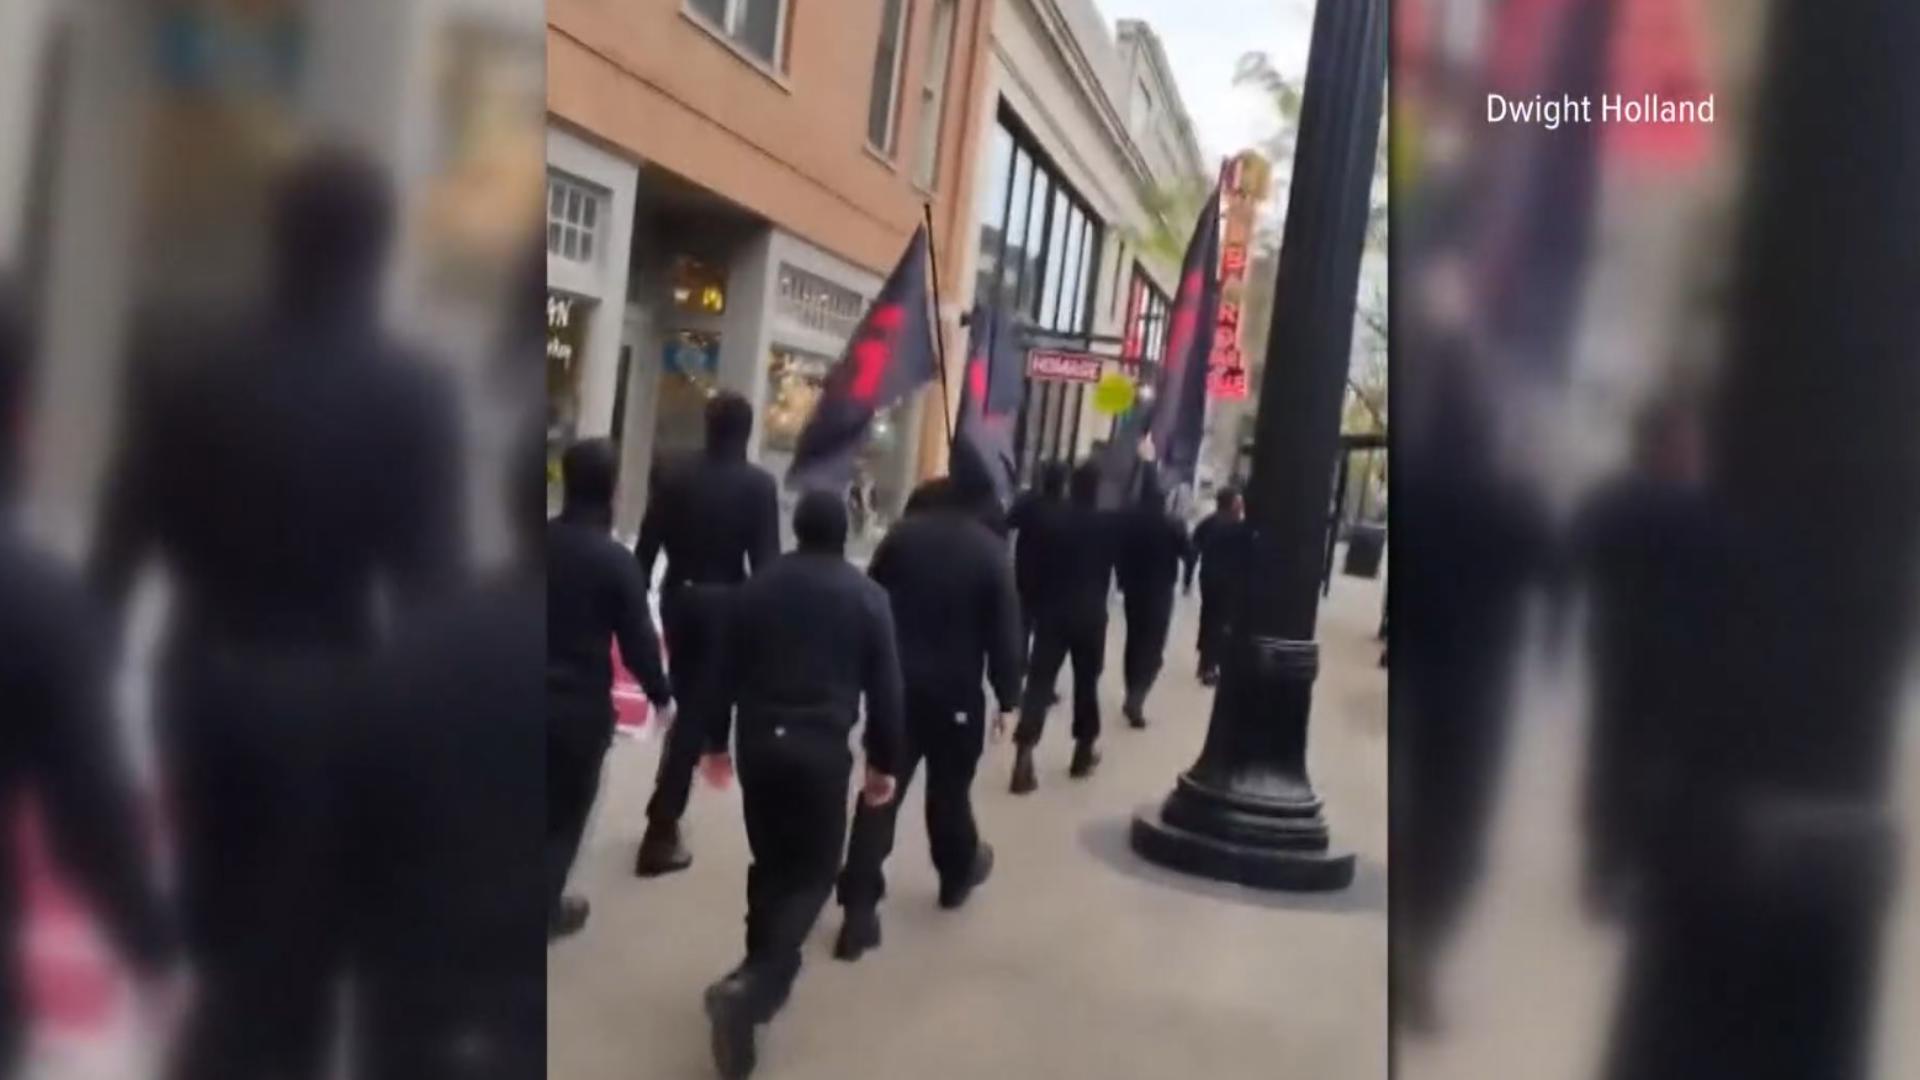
left=850, top=302, right=906, bottom=403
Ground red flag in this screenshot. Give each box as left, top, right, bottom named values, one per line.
left=787, top=226, right=939, bottom=493
left=950, top=304, right=1024, bottom=510
left=1147, top=186, right=1222, bottom=486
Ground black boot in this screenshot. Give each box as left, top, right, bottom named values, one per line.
left=1010, top=747, right=1038, bottom=795
left=704, top=975, right=759, bottom=1079
left=939, top=843, right=995, bottom=910
left=1068, top=740, right=1102, bottom=779
left=834, top=906, right=882, bottom=962
left=1122, top=688, right=1148, bottom=729
left=634, top=821, right=693, bottom=877
left=548, top=896, right=590, bottom=942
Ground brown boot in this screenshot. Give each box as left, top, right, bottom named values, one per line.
left=634, top=821, right=693, bottom=877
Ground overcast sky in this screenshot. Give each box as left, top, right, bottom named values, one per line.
left=1092, top=0, right=1316, bottom=164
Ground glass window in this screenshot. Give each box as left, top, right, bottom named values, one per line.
left=547, top=172, right=605, bottom=266
left=1017, top=170, right=1051, bottom=316
left=913, top=0, right=958, bottom=188
left=999, top=149, right=1034, bottom=309
left=1075, top=221, right=1098, bottom=333
left=867, top=0, right=910, bottom=151
left=686, top=0, right=787, bottom=69
left=1039, top=191, right=1070, bottom=332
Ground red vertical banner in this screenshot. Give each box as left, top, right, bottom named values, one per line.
left=1209, top=152, right=1267, bottom=400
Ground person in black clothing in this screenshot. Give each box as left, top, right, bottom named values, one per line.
left=1115, top=469, right=1190, bottom=729
left=1010, top=462, right=1117, bottom=792
left=0, top=278, right=178, bottom=1075
left=546, top=439, right=674, bottom=938
left=1185, top=487, right=1250, bottom=686
left=633, top=391, right=781, bottom=876
left=346, top=416, right=550, bottom=1079
left=1007, top=461, right=1068, bottom=667
left=87, top=150, right=463, bottom=1080
left=699, top=491, right=903, bottom=1080
left=833, top=477, right=1021, bottom=962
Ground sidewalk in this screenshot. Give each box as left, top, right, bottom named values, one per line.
left=549, top=568, right=1388, bottom=1079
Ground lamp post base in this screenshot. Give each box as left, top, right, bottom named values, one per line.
left=1131, top=802, right=1356, bottom=892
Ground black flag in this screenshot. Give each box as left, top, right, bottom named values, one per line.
left=949, top=304, right=1024, bottom=510
left=1147, top=184, right=1222, bottom=488
left=787, top=225, right=939, bottom=493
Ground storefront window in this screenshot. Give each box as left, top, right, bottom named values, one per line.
left=970, top=113, right=1105, bottom=479
left=547, top=292, right=589, bottom=499
left=671, top=256, right=727, bottom=314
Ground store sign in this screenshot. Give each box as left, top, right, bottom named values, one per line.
left=546, top=295, right=577, bottom=365
left=1209, top=151, right=1269, bottom=400
left=1027, top=349, right=1105, bottom=384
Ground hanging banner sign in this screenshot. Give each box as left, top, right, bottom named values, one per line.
left=1209, top=151, right=1268, bottom=400
left=1027, top=349, right=1106, bottom=384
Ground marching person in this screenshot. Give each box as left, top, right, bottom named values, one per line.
left=1010, top=462, right=1118, bottom=792
left=1185, top=487, right=1251, bottom=686
left=1115, top=468, right=1190, bottom=728
left=833, top=477, right=1022, bottom=962
left=546, top=438, right=674, bottom=938
left=633, top=391, right=781, bottom=876
left=1007, top=461, right=1069, bottom=668
left=699, top=491, right=903, bottom=1079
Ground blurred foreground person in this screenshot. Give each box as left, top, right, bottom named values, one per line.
left=1114, top=469, right=1189, bottom=728
left=634, top=392, right=780, bottom=877
left=701, top=492, right=903, bottom=1079
left=346, top=419, right=549, bottom=1079
left=89, top=149, right=462, bottom=1079
left=1184, top=487, right=1250, bottom=686
left=1, top=280, right=178, bottom=1073
left=1569, top=399, right=1718, bottom=921
left=834, top=478, right=1020, bottom=962
left=546, top=439, right=673, bottom=938
left=1010, top=462, right=1117, bottom=792
left=1007, top=462, right=1068, bottom=666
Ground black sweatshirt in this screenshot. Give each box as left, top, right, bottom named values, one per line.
left=867, top=509, right=1023, bottom=714
left=709, top=551, right=906, bottom=775
left=1186, top=513, right=1253, bottom=595
left=546, top=513, right=672, bottom=713
left=1116, top=506, right=1191, bottom=605
left=636, top=448, right=781, bottom=588
left=1019, top=500, right=1120, bottom=625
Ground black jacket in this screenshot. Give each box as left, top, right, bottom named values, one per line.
left=1116, top=506, right=1191, bottom=607
left=1, top=527, right=174, bottom=990
left=1006, top=491, right=1059, bottom=602
left=1186, top=513, right=1252, bottom=596
left=868, top=509, right=1023, bottom=713
left=546, top=513, right=672, bottom=718
left=1020, top=501, right=1120, bottom=625
left=637, top=448, right=781, bottom=589
left=711, top=551, right=906, bottom=774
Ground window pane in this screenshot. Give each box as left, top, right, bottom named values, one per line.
left=1000, top=149, right=1033, bottom=308
left=740, top=0, right=781, bottom=61
left=1017, top=171, right=1051, bottom=316
left=689, top=0, right=727, bottom=25
left=547, top=222, right=562, bottom=254
left=1039, top=191, right=1069, bottom=332
left=549, top=181, right=564, bottom=217
left=1073, top=221, right=1097, bottom=333
left=582, top=196, right=597, bottom=230
left=973, top=126, right=1013, bottom=305
left=867, top=0, right=907, bottom=149
left=581, top=232, right=594, bottom=263
left=913, top=0, right=957, bottom=188
left=1058, top=210, right=1087, bottom=332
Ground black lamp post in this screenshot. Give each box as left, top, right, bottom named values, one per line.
left=1130, top=0, right=1386, bottom=890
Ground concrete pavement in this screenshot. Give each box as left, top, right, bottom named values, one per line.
left=548, top=567, right=1388, bottom=1079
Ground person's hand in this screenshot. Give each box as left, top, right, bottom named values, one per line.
left=991, top=710, right=1014, bottom=745
left=861, top=767, right=897, bottom=808
left=699, top=752, right=734, bottom=790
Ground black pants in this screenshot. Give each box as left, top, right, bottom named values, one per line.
left=1015, top=613, right=1106, bottom=747
left=163, top=651, right=346, bottom=1080
left=838, top=692, right=986, bottom=909
left=1122, top=592, right=1174, bottom=696
left=647, top=584, right=733, bottom=826
left=547, top=709, right=610, bottom=914
left=1196, top=586, right=1236, bottom=675
left=732, top=726, right=852, bottom=1021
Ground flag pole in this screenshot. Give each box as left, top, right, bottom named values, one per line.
left=920, top=205, right=955, bottom=449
